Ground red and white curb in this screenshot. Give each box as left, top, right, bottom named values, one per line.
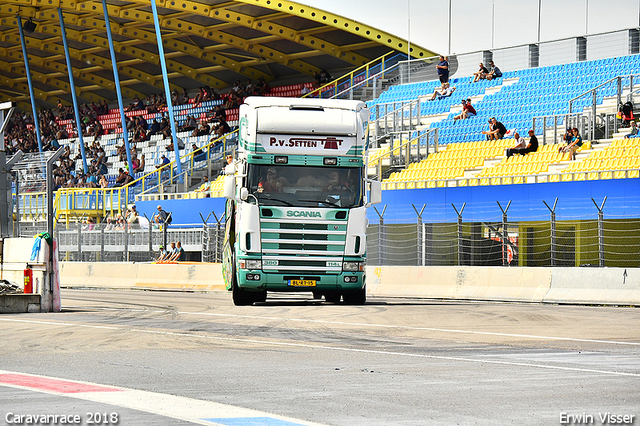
left=0, top=370, right=326, bottom=426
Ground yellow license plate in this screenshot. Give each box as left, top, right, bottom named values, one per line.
left=288, top=279, right=316, bottom=287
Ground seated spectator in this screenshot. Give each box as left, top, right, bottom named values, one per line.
left=126, top=96, right=145, bottom=112
left=258, top=77, right=270, bottom=95
left=179, top=115, right=197, bottom=132
left=192, top=121, right=210, bottom=137
left=99, top=174, right=109, bottom=188
left=166, top=137, right=185, bottom=152
left=224, top=90, right=240, bottom=110
left=211, top=117, right=231, bottom=138
left=619, top=101, right=634, bottom=127
left=168, top=241, right=185, bottom=262
left=505, top=131, right=526, bottom=157
left=156, top=154, right=170, bottom=169
left=134, top=154, right=146, bottom=173
left=319, top=69, right=332, bottom=85
left=429, top=82, right=456, bottom=101
left=487, top=61, right=502, bottom=80
left=131, top=154, right=140, bottom=173
left=195, top=175, right=210, bottom=192
left=114, top=168, right=127, bottom=187
left=624, top=121, right=638, bottom=139
left=313, top=71, right=322, bottom=88
left=558, top=127, right=582, bottom=161
left=482, top=117, right=507, bottom=140
left=473, top=62, right=489, bottom=83
left=454, top=98, right=476, bottom=121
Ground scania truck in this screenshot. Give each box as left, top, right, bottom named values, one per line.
left=222, top=96, right=381, bottom=305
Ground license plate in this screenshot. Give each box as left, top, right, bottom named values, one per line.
left=288, top=279, right=316, bottom=287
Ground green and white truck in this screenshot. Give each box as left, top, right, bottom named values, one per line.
left=222, top=96, right=381, bottom=305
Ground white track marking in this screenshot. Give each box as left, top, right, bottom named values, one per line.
left=1, top=318, right=639, bottom=378
left=0, top=369, right=325, bottom=426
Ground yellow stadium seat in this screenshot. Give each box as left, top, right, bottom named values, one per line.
left=629, top=170, right=640, bottom=178
left=601, top=171, right=612, bottom=180
left=613, top=170, right=627, bottom=179
left=468, top=178, right=479, bottom=186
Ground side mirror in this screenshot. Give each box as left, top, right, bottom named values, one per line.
left=240, top=187, right=248, bottom=201
left=223, top=175, right=236, bottom=199
left=367, top=180, right=382, bottom=206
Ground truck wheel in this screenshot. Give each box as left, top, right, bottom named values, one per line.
left=232, top=272, right=253, bottom=306
left=343, top=285, right=366, bottom=305
left=253, top=290, right=267, bottom=303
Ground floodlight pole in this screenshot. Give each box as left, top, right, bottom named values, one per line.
left=58, top=8, right=88, bottom=174
left=16, top=16, right=43, bottom=153
left=101, top=0, right=134, bottom=175
left=150, top=0, right=184, bottom=183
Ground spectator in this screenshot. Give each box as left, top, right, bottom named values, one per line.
left=180, top=115, right=197, bottom=132
left=195, top=175, right=210, bottom=192
left=224, top=154, right=236, bottom=174
left=211, top=117, right=230, bottom=139
left=558, top=127, right=583, bottom=160
left=104, top=217, right=115, bottom=231
left=169, top=241, right=185, bottom=262
left=482, top=117, right=507, bottom=140
left=126, top=205, right=139, bottom=227
left=505, top=132, right=526, bottom=157
left=428, top=82, right=456, bottom=101
left=154, top=205, right=170, bottom=224
left=436, top=55, right=449, bottom=84
left=192, top=121, right=210, bottom=137
left=624, top=121, right=638, bottom=139
left=313, top=71, right=322, bottom=88
left=160, top=242, right=176, bottom=261
left=473, top=62, right=490, bottom=82
left=619, top=101, right=634, bottom=127
left=134, top=154, right=146, bottom=174
left=319, top=69, right=332, bottom=85
left=487, top=61, right=503, bottom=80
left=156, top=245, right=169, bottom=262
left=156, top=154, right=170, bottom=169
left=99, top=174, right=109, bottom=188
left=454, top=98, right=477, bottom=121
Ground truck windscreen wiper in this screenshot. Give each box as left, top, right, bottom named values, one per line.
left=298, top=198, right=340, bottom=208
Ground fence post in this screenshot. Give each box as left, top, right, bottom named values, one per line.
left=592, top=197, right=607, bottom=267
left=76, top=223, right=82, bottom=261
left=543, top=198, right=558, bottom=267
left=452, top=203, right=466, bottom=266
left=124, top=224, right=129, bottom=262
left=374, top=205, right=386, bottom=266
left=497, top=201, right=512, bottom=266
left=412, top=204, right=426, bottom=266
left=100, top=224, right=105, bottom=262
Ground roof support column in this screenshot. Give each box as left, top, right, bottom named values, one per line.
left=16, top=16, right=43, bottom=153
left=58, top=8, right=88, bottom=174
left=101, top=0, right=133, bottom=174
left=150, top=0, right=184, bottom=183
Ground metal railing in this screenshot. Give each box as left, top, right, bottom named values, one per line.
left=17, top=131, right=238, bottom=223
left=369, top=128, right=439, bottom=179
left=302, top=52, right=406, bottom=99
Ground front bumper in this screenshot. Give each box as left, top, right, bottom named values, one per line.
left=238, top=270, right=365, bottom=293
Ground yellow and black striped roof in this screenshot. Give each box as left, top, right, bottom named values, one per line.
left=0, top=0, right=436, bottom=110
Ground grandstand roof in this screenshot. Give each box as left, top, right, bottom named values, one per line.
left=0, top=0, right=437, bottom=111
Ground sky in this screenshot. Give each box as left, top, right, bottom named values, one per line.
left=298, top=0, right=639, bottom=56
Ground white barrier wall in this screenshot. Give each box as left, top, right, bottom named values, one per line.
left=59, top=263, right=640, bottom=306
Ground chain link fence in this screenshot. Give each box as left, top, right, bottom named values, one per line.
left=43, top=199, right=640, bottom=268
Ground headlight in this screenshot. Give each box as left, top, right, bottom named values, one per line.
left=343, top=261, right=363, bottom=272
left=240, top=259, right=262, bottom=269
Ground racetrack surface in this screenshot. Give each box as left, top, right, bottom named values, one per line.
left=1, top=289, right=638, bottom=425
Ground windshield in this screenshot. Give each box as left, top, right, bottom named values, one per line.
left=246, top=164, right=363, bottom=208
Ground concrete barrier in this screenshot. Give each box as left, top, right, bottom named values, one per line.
left=366, top=266, right=553, bottom=302
left=60, top=262, right=226, bottom=291
left=544, top=267, right=640, bottom=305
left=58, top=263, right=640, bottom=305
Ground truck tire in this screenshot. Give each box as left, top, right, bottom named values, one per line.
left=343, top=285, right=366, bottom=305
left=232, top=267, right=254, bottom=306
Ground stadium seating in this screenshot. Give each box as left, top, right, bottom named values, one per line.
left=371, top=54, right=640, bottom=187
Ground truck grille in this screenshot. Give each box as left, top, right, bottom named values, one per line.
left=260, top=216, right=347, bottom=274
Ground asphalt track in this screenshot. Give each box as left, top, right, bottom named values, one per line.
left=0, top=289, right=639, bottom=426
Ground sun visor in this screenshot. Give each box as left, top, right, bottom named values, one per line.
left=256, top=106, right=357, bottom=136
